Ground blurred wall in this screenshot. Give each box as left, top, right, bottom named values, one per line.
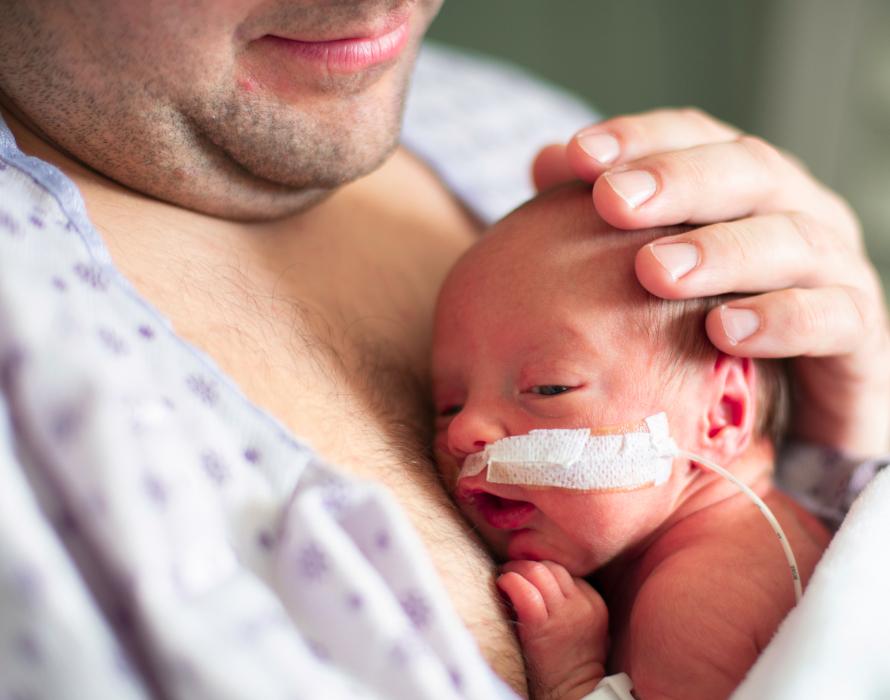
left=428, top=0, right=770, bottom=130
left=427, top=0, right=890, bottom=300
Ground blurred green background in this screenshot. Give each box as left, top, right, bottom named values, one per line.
left=428, top=0, right=890, bottom=301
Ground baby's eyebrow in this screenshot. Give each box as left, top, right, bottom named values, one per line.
left=524, top=322, right=602, bottom=359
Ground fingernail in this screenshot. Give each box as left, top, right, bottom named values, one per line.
left=604, top=169, right=657, bottom=208
left=576, top=131, right=620, bottom=164
left=650, top=242, right=699, bottom=281
left=721, top=306, right=761, bottom=345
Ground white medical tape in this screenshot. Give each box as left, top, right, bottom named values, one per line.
left=456, top=411, right=803, bottom=603
left=459, top=412, right=679, bottom=491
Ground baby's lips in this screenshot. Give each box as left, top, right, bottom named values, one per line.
left=472, top=491, right=538, bottom=531
left=454, top=479, right=480, bottom=504
left=454, top=468, right=490, bottom=502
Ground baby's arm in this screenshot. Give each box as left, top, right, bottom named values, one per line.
left=497, top=560, right=609, bottom=700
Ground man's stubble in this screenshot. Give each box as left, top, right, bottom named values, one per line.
left=0, top=0, right=435, bottom=220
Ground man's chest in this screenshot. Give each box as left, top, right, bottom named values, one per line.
left=91, top=149, right=475, bottom=469
left=167, top=243, right=444, bottom=478
left=85, top=156, right=529, bottom=692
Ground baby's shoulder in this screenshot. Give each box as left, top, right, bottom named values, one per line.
left=623, top=535, right=788, bottom=699
left=632, top=538, right=783, bottom=633
left=643, top=489, right=826, bottom=608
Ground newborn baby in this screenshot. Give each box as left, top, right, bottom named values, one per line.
left=431, top=185, right=829, bottom=700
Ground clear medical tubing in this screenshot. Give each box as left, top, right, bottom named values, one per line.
left=680, top=450, right=803, bottom=603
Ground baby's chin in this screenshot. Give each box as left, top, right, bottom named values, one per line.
left=454, top=504, right=594, bottom=572
left=504, top=529, right=604, bottom=577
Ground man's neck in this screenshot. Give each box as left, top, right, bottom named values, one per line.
left=1, top=101, right=325, bottom=225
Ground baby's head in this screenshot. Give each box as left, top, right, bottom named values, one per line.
left=432, top=184, right=787, bottom=575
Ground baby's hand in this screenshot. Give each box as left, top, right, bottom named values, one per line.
left=498, top=560, right=609, bottom=700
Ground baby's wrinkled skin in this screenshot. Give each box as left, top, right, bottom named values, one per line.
left=431, top=186, right=830, bottom=700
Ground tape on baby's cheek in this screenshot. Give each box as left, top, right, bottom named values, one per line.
left=458, top=413, right=679, bottom=491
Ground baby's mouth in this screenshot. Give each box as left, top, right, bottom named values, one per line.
left=462, top=489, right=537, bottom=530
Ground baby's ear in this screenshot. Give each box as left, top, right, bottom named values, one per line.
left=699, top=353, right=756, bottom=462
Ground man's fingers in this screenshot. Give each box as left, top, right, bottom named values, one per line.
left=592, top=136, right=815, bottom=229
left=533, top=143, right=576, bottom=192
left=704, top=286, right=880, bottom=358
left=564, top=107, right=741, bottom=182
left=634, top=213, right=854, bottom=299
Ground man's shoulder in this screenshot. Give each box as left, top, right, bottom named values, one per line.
left=402, top=42, right=597, bottom=223
left=0, top=118, right=98, bottom=263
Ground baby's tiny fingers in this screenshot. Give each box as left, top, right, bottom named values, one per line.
left=575, top=579, right=609, bottom=625
left=537, top=560, right=577, bottom=598
left=497, top=572, right=548, bottom=626
left=501, top=560, right=566, bottom=609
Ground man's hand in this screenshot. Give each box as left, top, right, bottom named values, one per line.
left=498, top=560, right=608, bottom=700
left=534, top=108, right=890, bottom=454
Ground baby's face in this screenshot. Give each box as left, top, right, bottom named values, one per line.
left=432, top=187, right=706, bottom=576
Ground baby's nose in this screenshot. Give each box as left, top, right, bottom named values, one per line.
left=446, top=404, right=507, bottom=459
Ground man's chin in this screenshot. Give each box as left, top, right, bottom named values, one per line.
left=238, top=131, right=400, bottom=192
left=198, top=183, right=336, bottom=222
left=191, top=103, right=404, bottom=218
left=141, top=107, right=403, bottom=220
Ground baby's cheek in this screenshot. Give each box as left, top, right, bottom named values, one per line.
left=660, top=373, right=713, bottom=449
left=540, top=494, right=617, bottom=537
left=540, top=491, right=665, bottom=550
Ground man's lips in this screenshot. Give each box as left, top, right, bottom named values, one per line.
left=269, top=8, right=411, bottom=43
left=463, top=490, right=537, bottom=530
left=257, top=10, right=411, bottom=74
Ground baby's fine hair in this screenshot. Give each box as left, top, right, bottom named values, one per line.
left=581, top=220, right=791, bottom=447
left=644, top=292, right=790, bottom=447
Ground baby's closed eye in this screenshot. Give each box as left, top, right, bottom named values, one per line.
left=527, top=385, right=574, bottom=396
left=438, top=404, right=463, bottom=417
